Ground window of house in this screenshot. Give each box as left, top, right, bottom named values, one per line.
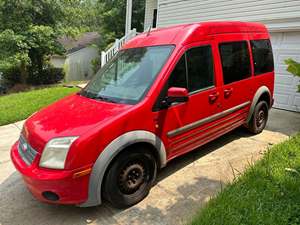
left=219, top=41, right=251, bottom=84
left=250, top=39, right=274, bottom=75
left=152, top=9, right=157, bottom=28
left=186, top=46, right=214, bottom=92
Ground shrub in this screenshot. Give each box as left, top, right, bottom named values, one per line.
left=1, top=66, right=21, bottom=84
left=27, top=66, right=65, bottom=85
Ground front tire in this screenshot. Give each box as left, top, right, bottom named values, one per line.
left=103, top=148, right=157, bottom=208
left=247, top=100, right=269, bottom=134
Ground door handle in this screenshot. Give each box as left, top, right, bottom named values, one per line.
left=209, top=92, right=219, bottom=103
left=224, top=88, right=233, bottom=98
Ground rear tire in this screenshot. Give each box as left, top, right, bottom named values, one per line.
left=247, top=101, right=269, bottom=134
left=103, top=147, right=157, bottom=209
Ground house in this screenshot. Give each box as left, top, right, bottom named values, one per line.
left=125, top=0, right=300, bottom=112
left=51, top=32, right=101, bottom=82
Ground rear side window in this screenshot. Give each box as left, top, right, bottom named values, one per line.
left=186, top=46, right=214, bottom=92
left=219, top=41, right=251, bottom=84
left=250, top=39, right=274, bottom=75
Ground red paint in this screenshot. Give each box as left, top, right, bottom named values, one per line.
left=167, top=87, right=189, bottom=98
left=11, top=21, right=274, bottom=205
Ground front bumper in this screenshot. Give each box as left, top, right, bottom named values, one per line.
left=11, top=141, right=91, bottom=205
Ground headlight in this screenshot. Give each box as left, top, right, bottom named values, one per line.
left=39, top=137, right=79, bottom=169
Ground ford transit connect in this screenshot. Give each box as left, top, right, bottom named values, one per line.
left=11, top=21, right=274, bottom=208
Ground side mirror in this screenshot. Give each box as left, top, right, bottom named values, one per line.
left=166, top=87, right=189, bottom=105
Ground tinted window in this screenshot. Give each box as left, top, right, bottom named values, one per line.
left=186, top=46, right=214, bottom=92
left=168, top=55, right=187, bottom=89
left=219, top=41, right=251, bottom=84
left=152, top=55, right=187, bottom=111
left=251, top=39, right=274, bottom=75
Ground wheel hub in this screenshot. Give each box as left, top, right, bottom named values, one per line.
left=119, top=162, right=145, bottom=194
left=256, top=109, right=265, bottom=127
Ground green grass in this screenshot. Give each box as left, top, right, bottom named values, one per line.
left=189, top=133, right=300, bottom=225
left=0, top=86, right=79, bottom=126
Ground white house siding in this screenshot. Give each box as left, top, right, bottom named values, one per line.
left=144, top=0, right=158, bottom=30
left=157, top=0, right=300, bottom=30
left=65, top=47, right=99, bottom=82
left=50, top=56, right=66, bottom=68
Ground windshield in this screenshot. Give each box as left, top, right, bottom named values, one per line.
left=81, top=45, right=174, bottom=104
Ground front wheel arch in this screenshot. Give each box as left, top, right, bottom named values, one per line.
left=79, top=130, right=167, bottom=207
left=102, top=146, right=157, bottom=208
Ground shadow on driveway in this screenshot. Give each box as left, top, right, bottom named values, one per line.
left=0, top=130, right=251, bottom=225
left=1, top=108, right=297, bottom=225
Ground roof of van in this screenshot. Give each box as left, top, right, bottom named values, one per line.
left=123, top=21, right=268, bottom=49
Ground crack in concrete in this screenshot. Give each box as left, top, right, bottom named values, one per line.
left=13, top=123, right=22, bottom=131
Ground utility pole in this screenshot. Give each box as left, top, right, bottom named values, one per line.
left=125, top=0, right=132, bottom=35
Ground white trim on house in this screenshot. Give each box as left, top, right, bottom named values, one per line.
left=144, top=0, right=158, bottom=30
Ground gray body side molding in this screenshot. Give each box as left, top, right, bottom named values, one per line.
left=79, top=130, right=167, bottom=207
left=246, top=86, right=271, bottom=123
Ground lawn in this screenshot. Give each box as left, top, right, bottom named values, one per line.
left=190, top=133, right=300, bottom=225
left=0, top=86, right=79, bottom=126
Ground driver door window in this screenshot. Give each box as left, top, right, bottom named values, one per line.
left=154, top=44, right=221, bottom=156
left=168, top=46, right=215, bottom=92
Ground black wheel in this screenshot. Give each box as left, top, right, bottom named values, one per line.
left=247, top=101, right=269, bottom=134
left=103, top=147, right=157, bottom=208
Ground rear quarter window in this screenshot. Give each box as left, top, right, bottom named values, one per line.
left=250, top=39, right=274, bottom=75
left=219, top=41, right=251, bottom=85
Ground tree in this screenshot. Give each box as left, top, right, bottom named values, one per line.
left=285, top=58, right=300, bottom=92
left=0, top=0, right=145, bottom=85
left=58, top=0, right=101, bottom=36
left=0, top=0, right=65, bottom=84
left=0, top=30, right=30, bottom=83
left=96, top=0, right=145, bottom=48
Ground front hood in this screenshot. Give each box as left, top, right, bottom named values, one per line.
left=23, top=94, right=132, bottom=152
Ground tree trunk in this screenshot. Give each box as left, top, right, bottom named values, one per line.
left=19, top=61, right=28, bottom=84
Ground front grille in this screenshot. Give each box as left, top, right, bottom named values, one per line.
left=18, top=136, right=37, bottom=165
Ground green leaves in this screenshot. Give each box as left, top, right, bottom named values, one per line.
left=26, top=25, right=64, bottom=55
left=285, top=58, right=300, bottom=92
left=285, top=58, right=300, bottom=77
left=0, top=29, right=30, bottom=71
left=0, top=0, right=145, bottom=85
left=0, top=0, right=66, bottom=84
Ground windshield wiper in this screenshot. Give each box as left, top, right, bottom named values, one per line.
left=95, top=95, right=118, bottom=103
left=79, top=90, right=117, bottom=103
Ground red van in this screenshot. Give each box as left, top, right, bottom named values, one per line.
left=11, top=21, right=274, bottom=208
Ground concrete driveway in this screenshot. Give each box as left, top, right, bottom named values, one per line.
left=0, top=109, right=299, bottom=225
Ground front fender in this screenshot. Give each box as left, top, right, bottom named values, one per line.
left=79, top=130, right=167, bottom=207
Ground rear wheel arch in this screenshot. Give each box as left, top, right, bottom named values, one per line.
left=79, top=130, right=167, bottom=207
left=247, top=86, right=271, bottom=123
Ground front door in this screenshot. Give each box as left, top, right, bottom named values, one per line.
left=154, top=43, right=223, bottom=159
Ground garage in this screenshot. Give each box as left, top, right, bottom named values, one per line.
left=270, top=32, right=300, bottom=112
